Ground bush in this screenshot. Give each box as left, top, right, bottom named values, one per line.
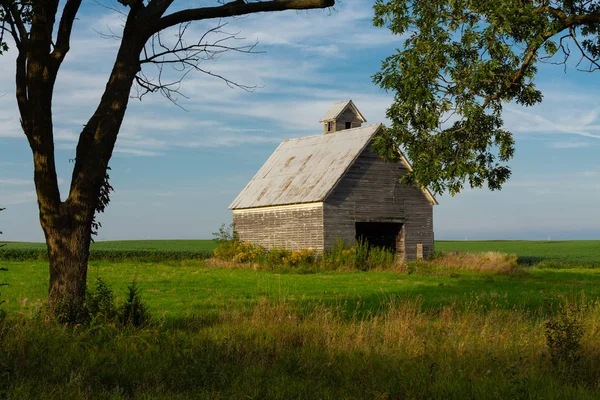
left=214, top=240, right=265, bottom=264
left=86, top=277, right=117, bottom=322
left=545, top=301, right=584, bottom=375
left=213, top=238, right=398, bottom=272
left=282, top=249, right=317, bottom=267
left=119, top=280, right=150, bottom=327
left=322, top=240, right=356, bottom=269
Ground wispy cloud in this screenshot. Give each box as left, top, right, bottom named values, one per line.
left=549, top=141, right=591, bottom=149
left=0, top=191, right=36, bottom=205
left=0, top=179, right=31, bottom=186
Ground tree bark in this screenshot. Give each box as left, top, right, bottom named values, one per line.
left=45, top=206, right=92, bottom=318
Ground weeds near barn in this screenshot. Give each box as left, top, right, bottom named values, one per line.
left=212, top=238, right=399, bottom=272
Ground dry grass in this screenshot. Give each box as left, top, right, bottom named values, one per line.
left=430, top=251, right=520, bottom=274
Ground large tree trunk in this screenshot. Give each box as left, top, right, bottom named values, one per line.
left=44, top=208, right=93, bottom=319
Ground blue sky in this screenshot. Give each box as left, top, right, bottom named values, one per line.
left=1, top=0, right=599, bottom=242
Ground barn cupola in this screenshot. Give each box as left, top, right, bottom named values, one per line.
left=320, top=100, right=367, bottom=134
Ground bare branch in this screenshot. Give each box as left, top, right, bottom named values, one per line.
left=151, top=0, right=334, bottom=34
left=568, top=28, right=600, bottom=72
left=135, top=20, right=260, bottom=106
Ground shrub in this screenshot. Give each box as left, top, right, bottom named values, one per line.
left=354, top=238, right=370, bottom=271
left=212, top=223, right=237, bottom=244
left=86, top=277, right=117, bottom=322
left=545, top=301, right=584, bottom=375
left=322, top=240, right=356, bottom=269
left=265, top=248, right=292, bottom=267
left=213, top=238, right=398, bottom=272
left=214, top=240, right=264, bottom=263
left=367, top=245, right=396, bottom=270
left=119, top=280, right=150, bottom=327
left=282, top=249, right=317, bottom=267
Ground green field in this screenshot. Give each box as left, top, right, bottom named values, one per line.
left=1, top=240, right=600, bottom=398
left=1, top=239, right=216, bottom=252
left=3, top=239, right=599, bottom=265
left=437, top=240, right=600, bottom=266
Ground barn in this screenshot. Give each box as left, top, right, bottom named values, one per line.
left=229, top=100, right=437, bottom=260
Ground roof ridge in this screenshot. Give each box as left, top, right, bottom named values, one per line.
left=282, top=123, right=381, bottom=142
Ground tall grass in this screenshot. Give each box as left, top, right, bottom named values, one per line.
left=1, top=297, right=600, bottom=398
left=213, top=239, right=399, bottom=272
left=430, top=251, right=520, bottom=274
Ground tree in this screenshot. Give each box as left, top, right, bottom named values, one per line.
left=0, top=0, right=335, bottom=317
left=372, top=0, right=600, bottom=195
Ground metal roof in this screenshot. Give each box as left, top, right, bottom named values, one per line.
left=319, top=100, right=367, bottom=123
left=229, top=124, right=382, bottom=210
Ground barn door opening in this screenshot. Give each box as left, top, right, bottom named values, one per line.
left=355, top=222, right=404, bottom=254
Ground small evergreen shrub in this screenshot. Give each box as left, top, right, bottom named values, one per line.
left=119, top=280, right=150, bottom=327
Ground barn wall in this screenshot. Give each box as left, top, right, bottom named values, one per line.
left=232, top=203, right=324, bottom=252
left=323, top=143, right=434, bottom=259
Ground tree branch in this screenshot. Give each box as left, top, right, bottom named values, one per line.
left=151, top=0, right=334, bottom=34
left=52, top=0, right=83, bottom=63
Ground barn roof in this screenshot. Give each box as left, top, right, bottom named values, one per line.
left=319, top=100, right=367, bottom=123
left=229, top=124, right=382, bottom=210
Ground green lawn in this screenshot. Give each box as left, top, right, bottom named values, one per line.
left=4, top=259, right=600, bottom=319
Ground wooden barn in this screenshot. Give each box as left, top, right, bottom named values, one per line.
left=229, top=100, right=437, bottom=260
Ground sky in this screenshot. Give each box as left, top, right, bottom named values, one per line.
left=1, top=0, right=599, bottom=242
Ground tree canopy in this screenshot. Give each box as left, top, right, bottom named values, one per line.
left=372, top=0, right=600, bottom=195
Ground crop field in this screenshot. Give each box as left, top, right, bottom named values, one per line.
left=3, top=239, right=599, bottom=265
left=0, top=239, right=216, bottom=252
left=1, top=240, right=600, bottom=398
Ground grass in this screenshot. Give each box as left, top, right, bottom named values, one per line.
left=4, top=259, right=600, bottom=319
left=1, top=240, right=600, bottom=398
left=3, top=297, right=600, bottom=399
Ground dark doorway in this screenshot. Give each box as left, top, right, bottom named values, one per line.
left=355, top=222, right=403, bottom=252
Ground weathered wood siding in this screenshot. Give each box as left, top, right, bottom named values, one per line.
left=324, top=107, right=363, bottom=134
left=232, top=203, right=324, bottom=251
left=323, top=142, right=434, bottom=259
